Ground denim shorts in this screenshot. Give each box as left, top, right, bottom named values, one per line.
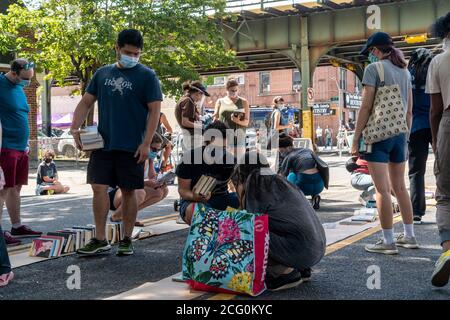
left=179, top=192, right=240, bottom=221
left=363, top=134, right=407, bottom=164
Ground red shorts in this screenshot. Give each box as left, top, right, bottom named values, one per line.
left=0, top=149, right=29, bottom=188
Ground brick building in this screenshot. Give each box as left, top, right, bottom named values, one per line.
left=204, top=66, right=363, bottom=142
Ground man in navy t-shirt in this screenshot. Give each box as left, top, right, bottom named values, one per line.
left=0, top=59, right=42, bottom=249
left=70, top=29, right=162, bottom=256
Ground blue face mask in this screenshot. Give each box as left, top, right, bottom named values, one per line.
left=119, top=54, right=139, bottom=69
left=18, top=79, right=31, bottom=87
left=368, top=53, right=379, bottom=64
left=148, top=151, right=158, bottom=160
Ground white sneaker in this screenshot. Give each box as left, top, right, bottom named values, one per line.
left=365, top=239, right=398, bottom=255
left=358, top=196, right=367, bottom=207
left=431, top=250, right=450, bottom=287
left=395, top=234, right=420, bottom=249
left=176, top=216, right=186, bottom=225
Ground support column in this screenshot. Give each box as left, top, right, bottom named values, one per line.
left=300, top=16, right=314, bottom=141
left=41, top=77, right=52, bottom=137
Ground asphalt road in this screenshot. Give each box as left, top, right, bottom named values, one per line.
left=2, top=153, right=447, bottom=300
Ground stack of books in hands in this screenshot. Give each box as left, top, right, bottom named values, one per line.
left=80, top=126, right=104, bottom=151
left=193, top=175, right=217, bottom=197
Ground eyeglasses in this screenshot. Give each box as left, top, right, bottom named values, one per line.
left=21, top=62, right=35, bottom=70
left=151, top=147, right=159, bottom=152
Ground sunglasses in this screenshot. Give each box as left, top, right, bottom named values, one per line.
left=21, top=62, right=35, bottom=70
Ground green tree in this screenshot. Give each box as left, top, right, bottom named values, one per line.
left=0, top=0, right=241, bottom=101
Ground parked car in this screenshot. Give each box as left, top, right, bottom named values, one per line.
left=57, top=129, right=80, bottom=158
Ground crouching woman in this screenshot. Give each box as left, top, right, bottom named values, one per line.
left=232, top=151, right=326, bottom=291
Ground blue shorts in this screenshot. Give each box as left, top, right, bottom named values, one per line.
left=363, top=134, right=407, bottom=164
left=179, top=192, right=240, bottom=221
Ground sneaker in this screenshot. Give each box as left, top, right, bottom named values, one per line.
left=413, top=216, right=422, bottom=225
left=300, top=268, right=312, bottom=282
left=395, top=234, right=420, bottom=249
left=365, top=239, right=398, bottom=255
left=431, top=250, right=450, bottom=287
left=176, top=216, right=187, bottom=225
left=3, top=231, right=21, bottom=246
left=358, top=196, right=367, bottom=207
left=312, top=195, right=321, bottom=210
left=0, top=271, right=14, bottom=287
left=116, top=237, right=134, bottom=256
left=266, top=270, right=303, bottom=291
left=10, top=225, right=42, bottom=238
left=77, top=238, right=111, bottom=255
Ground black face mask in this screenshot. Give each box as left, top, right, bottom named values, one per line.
left=45, top=158, right=52, bottom=163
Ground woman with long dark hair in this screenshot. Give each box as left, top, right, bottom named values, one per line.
left=232, top=151, right=325, bottom=291
left=407, top=48, right=434, bottom=224
left=352, top=32, right=417, bottom=254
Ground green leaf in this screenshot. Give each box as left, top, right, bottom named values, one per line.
left=195, top=271, right=213, bottom=284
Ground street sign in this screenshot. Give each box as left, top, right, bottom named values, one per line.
left=307, top=87, right=314, bottom=106
left=312, top=103, right=332, bottom=115
left=344, top=93, right=362, bottom=109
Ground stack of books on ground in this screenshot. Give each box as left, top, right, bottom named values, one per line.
left=29, top=225, right=96, bottom=257
left=107, top=223, right=144, bottom=241
left=80, top=126, right=104, bottom=151
left=340, top=208, right=378, bottom=225
left=351, top=208, right=378, bottom=222
left=29, top=223, right=144, bottom=258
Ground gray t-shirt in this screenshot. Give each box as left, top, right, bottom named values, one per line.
left=362, top=60, right=412, bottom=111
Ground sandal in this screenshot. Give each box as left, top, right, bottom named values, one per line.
left=0, top=271, right=14, bottom=287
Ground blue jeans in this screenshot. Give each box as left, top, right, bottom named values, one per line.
left=179, top=192, right=240, bottom=220
left=287, top=172, right=324, bottom=197
left=0, top=225, right=12, bottom=275
left=351, top=172, right=375, bottom=201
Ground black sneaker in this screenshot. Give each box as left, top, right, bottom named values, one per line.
left=312, top=195, right=321, bottom=210
left=117, top=237, right=134, bottom=256
left=77, top=238, right=111, bottom=255
left=300, top=268, right=312, bottom=282
left=266, top=270, right=303, bottom=291
left=413, top=216, right=422, bottom=225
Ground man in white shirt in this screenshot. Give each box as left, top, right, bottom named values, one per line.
left=426, top=12, right=450, bottom=288
left=315, top=126, right=323, bottom=146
